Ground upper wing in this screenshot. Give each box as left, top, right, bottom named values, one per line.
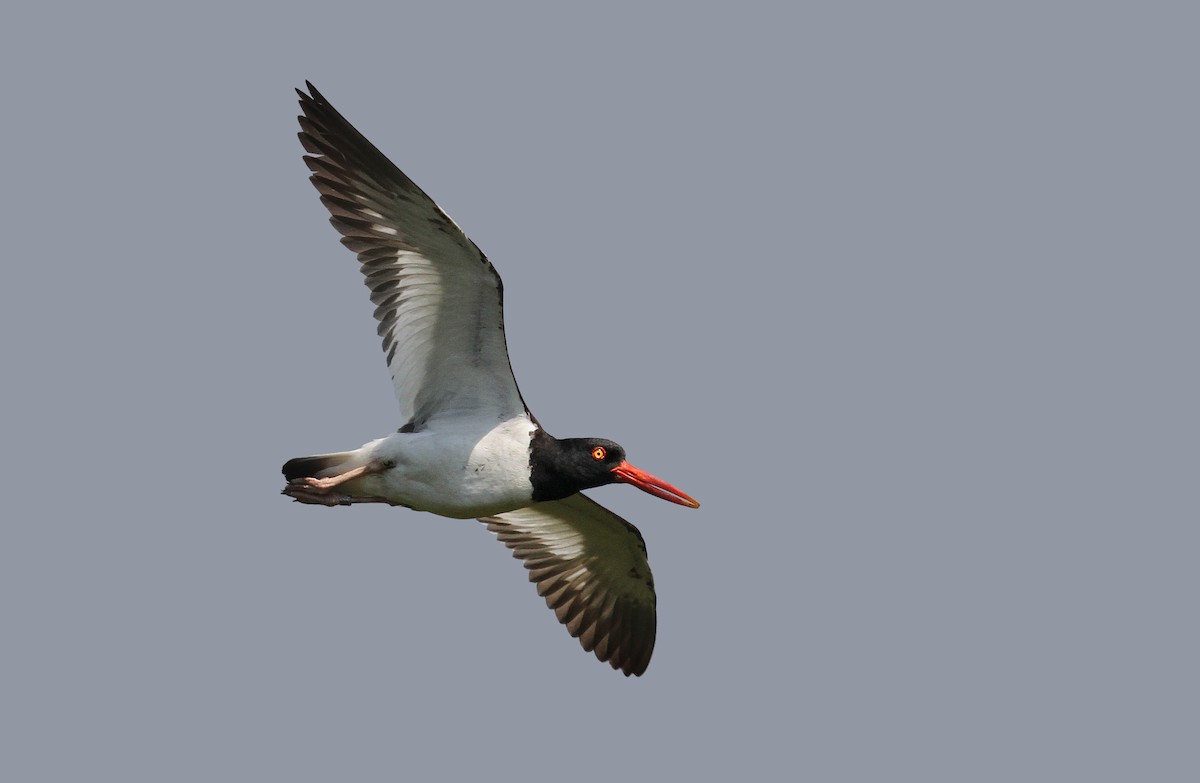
left=296, top=83, right=527, bottom=427
left=480, top=493, right=657, bottom=676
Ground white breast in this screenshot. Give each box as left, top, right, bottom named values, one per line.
left=360, top=415, right=539, bottom=518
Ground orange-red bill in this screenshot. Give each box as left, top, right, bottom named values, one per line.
left=611, top=461, right=700, bottom=508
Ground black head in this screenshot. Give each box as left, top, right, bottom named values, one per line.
left=529, top=431, right=699, bottom=507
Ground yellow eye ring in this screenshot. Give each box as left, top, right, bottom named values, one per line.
left=591, top=446, right=607, bottom=460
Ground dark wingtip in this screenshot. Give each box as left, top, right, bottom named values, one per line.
left=299, top=80, right=326, bottom=104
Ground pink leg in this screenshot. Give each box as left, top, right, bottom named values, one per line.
left=282, top=460, right=394, bottom=506
left=299, top=463, right=376, bottom=490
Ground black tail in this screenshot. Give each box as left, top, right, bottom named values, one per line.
left=282, top=452, right=355, bottom=482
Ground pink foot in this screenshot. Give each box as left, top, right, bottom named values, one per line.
left=281, top=461, right=388, bottom=506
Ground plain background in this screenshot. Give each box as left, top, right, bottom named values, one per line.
left=3, top=2, right=1197, bottom=780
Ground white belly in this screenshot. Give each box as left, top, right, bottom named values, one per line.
left=354, top=415, right=538, bottom=518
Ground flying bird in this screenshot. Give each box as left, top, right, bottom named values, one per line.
left=282, top=83, right=699, bottom=676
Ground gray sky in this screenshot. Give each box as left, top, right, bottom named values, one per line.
left=3, top=2, right=1197, bottom=780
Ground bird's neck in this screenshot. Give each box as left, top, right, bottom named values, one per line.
left=529, top=429, right=588, bottom=502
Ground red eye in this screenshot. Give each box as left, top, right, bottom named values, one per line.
left=592, top=446, right=607, bottom=460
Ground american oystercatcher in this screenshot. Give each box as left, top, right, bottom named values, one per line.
left=282, top=83, right=699, bottom=676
